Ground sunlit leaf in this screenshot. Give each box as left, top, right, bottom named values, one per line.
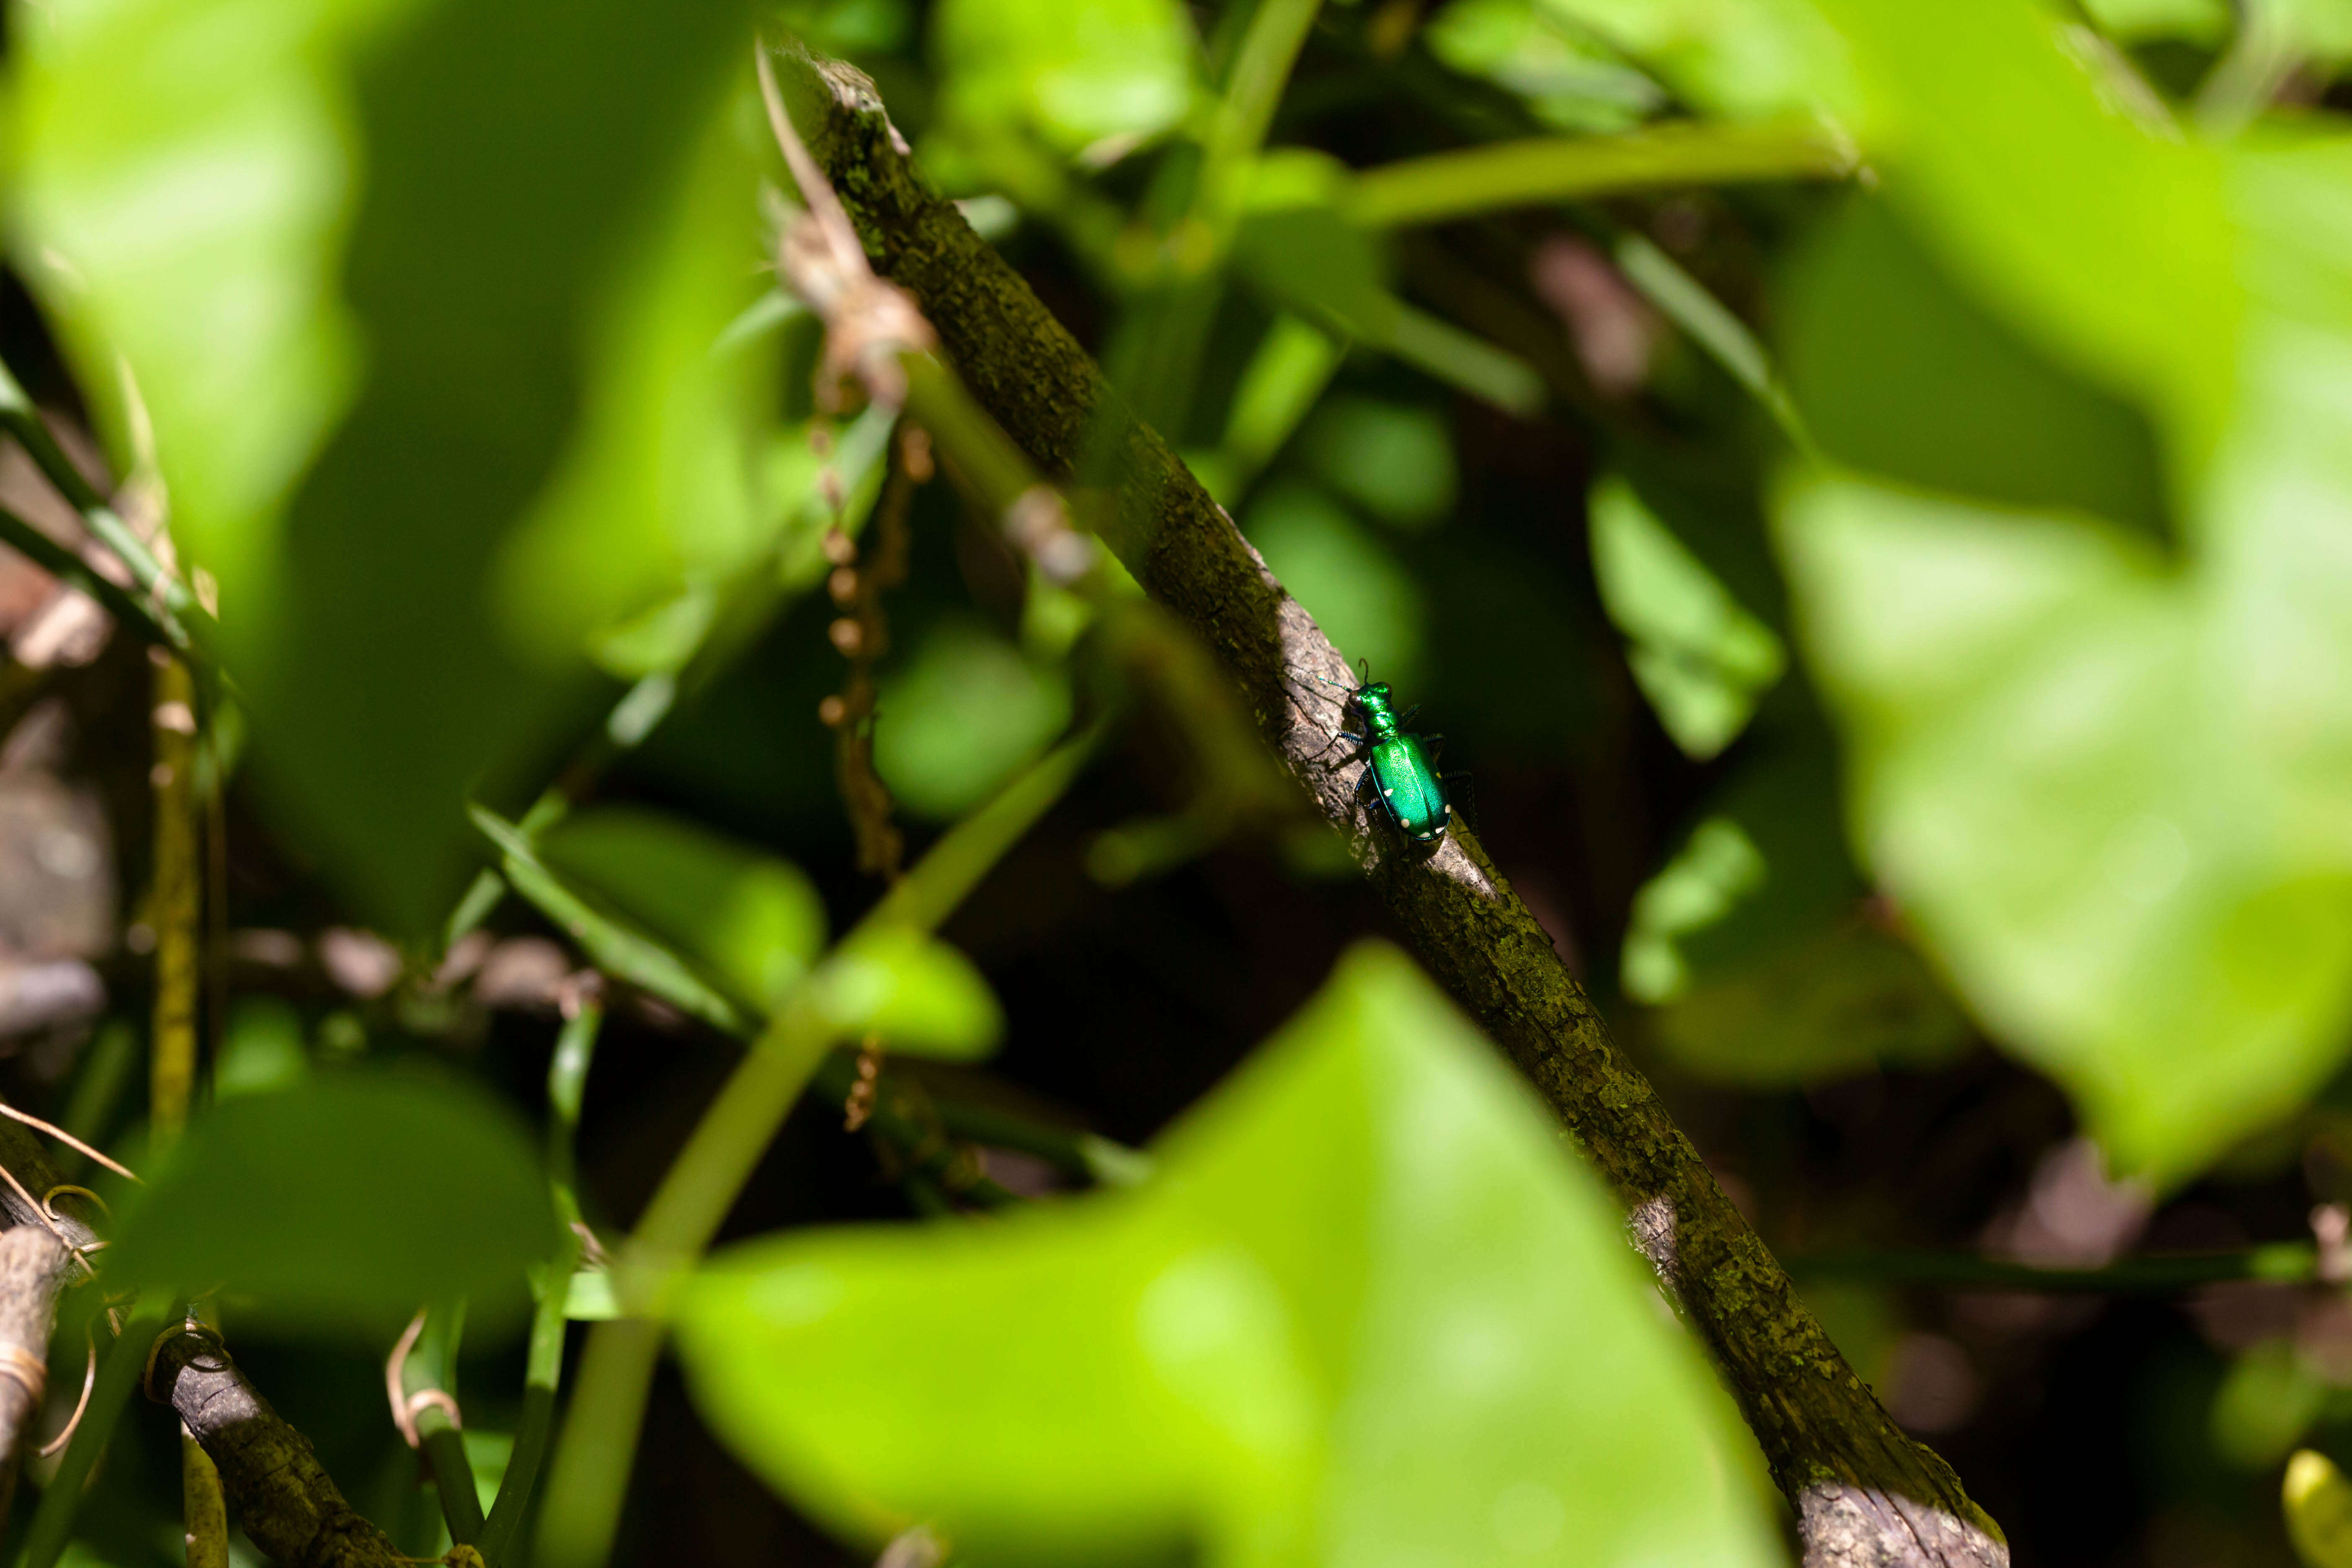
left=110, top=1073, right=555, bottom=1338
left=538, top=807, right=827, bottom=1011
left=1426, top=0, right=1665, bottom=132
left=812, top=926, right=1003, bottom=1062
left=676, top=942, right=1782, bottom=1568
left=1781, top=200, right=2169, bottom=541
left=1590, top=475, right=1784, bottom=760
left=9, top=0, right=763, bottom=931
left=1778, top=470, right=2352, bottom=1180
left=1774, top=0, right=2352, bottom=1183
left=1243, top=485, right=1428, bottom=694
left=1536, top=0, right=1859, bottom=121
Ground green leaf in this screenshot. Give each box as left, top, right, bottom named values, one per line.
left=1622, top=718, right=1970, bottom=1084
left=1425, top=0, right=1666, bottom=133
left=1622, top=817, right=1770, bottom=1005
left=1804, top=0, right=2236, bottom=458
left=1535, top=0, right=1859, bottom=121
left=933, top=0, right=1197, bottom=153
left=676, top=941, right=1781, bottom=1568
left=812, top=927, right=1003, bottom=1062
left=1298, top=399, right=1457, bottom=531
left=214, top=997, right=312, bottom=1099
left=538, top=808, right=827, bottom=1012
left=9, top=0, right=764, bottom=931
left=1781, top=199, right=2170, bottom=542
left=874, top=619, right=1074, bottom=822
left=1772, top=1, right=2352, bottom=1182
left=109, top=1072, right=555, bottom=1338
left=1590, top=475, right=1785, bottom=760
left=1777, top=470, right=2352, bottom=1180
left=1243, top=484, right=1429, bottom=694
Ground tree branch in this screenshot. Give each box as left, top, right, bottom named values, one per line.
left=777, top=46, right=2006, bottom=1568
left=147, top=1326, right=405, bottom=1568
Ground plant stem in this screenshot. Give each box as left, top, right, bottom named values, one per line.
left=478, top=1003, right=603, bottom=1564
left=0, top=501, right=183, bottom=653
left=150, top=649, right=229, bottom=1565
left=1789, top=1243, right=2319, bottom=1293
left=1348, top=121, right=1854, bottom=228
left=533, top=727, right=1099, bottom=1568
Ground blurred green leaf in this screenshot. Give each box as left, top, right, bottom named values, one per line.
left=1778, top=470, right=2352, bottom=1180
left=110, top=1073, right=554, bottom=1338
left=214, top=997, right=311, bottom=1099
left=1622, top=817, right=1769, bottom=1005
left=812, top=926, right=1003, bottom=1062
left=1426, top=0, right=1665, bottom=132
left=1300, top=399, right=1457, bottom=531
left=1781, top=199, right=2170, bottom=541
left=2212, top=1339, right=2326, bottom=1470
left=1622, top=721, right=1970, bottom=1083
left=1590, top=475, right=1785, bottom=760
left=1536, top=0, right=1859, bottom=120
left=538, top=807, right=827, bottom=1011
left=492, top=99, right=790, bottom=664
left=1244, top=485, right=1429, bottom=695
left=676, top=941, right=1781, bottom=1567
left=933, top=0, right=1197, bottom=153
left=1806, top=0, right=2235, bottom=456
left=10, top=0, right=761, bottom=931
left=873, top=619, right=1074, bottom=821
left=1775, top=0, right=2352, bottom=1182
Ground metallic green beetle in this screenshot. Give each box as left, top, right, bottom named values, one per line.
left=1331, top=678, right=1451, bottom=845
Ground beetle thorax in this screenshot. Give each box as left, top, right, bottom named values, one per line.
left=1352, top=683, right=1401, bottom=740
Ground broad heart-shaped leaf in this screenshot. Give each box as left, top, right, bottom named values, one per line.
left=108, top=1071, right=555, bottom=1340
left=1771, top=0, right=2352, bottom=1183
left=8, top=0, right=770, bottom=932
left=676, top=941, right=1781, bottom=1568
left=1778, top=467, right=2352, bottom=1180
left=537, top=807, right=827, bottom=1012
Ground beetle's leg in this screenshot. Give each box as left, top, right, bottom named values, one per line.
left=1398, top=706, right=1419, bottom=728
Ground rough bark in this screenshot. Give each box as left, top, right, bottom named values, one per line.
left=779, top=47, right=2007, bottom=1568
left=147, top=1326, right=403, bottom=1568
